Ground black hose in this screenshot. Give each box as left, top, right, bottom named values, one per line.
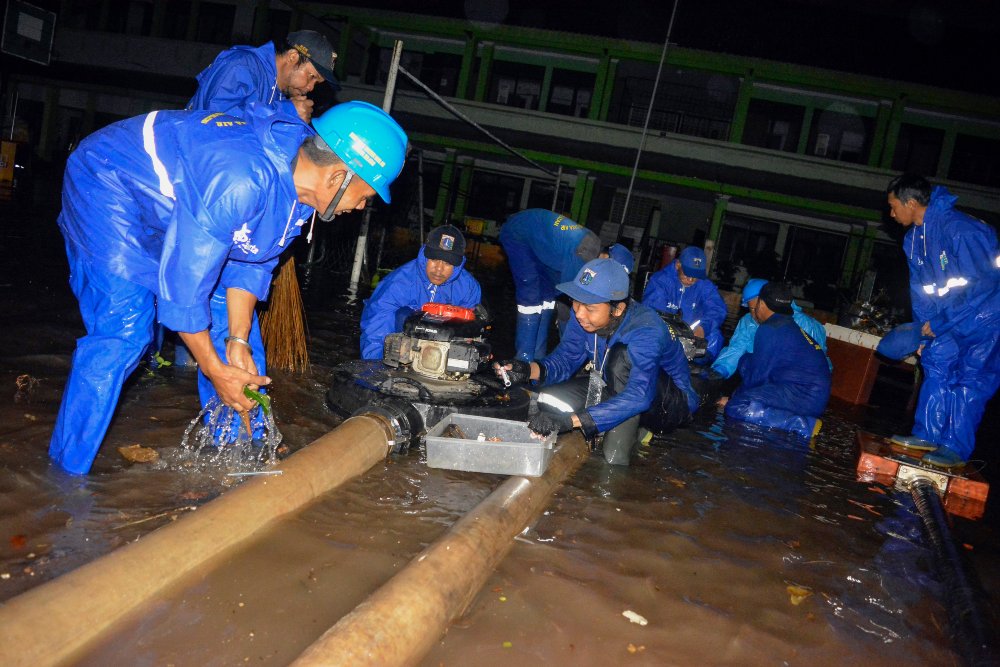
left=909, top=480, right=998, bottom=666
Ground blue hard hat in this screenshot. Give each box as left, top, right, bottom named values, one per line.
left=311, top=101, right=408, bottom=203
left=741, top=278, right=769, bottom=307
left=877, top=322, right=926, bottom=361
left=679, top=246, right=707, bottom=279
left=605, top=243, right=635, bottom=274
left=557, top=258, right=630, bottom=305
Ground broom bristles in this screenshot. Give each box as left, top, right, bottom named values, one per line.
left=260, top=253, right=310, bottom=373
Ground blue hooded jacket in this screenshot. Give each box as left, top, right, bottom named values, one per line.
left=188, top=42, right=299, bottom=120
left=539, top=300, right=697, bottom=433
left=642, top=263, right=728, bottom=359
left=58, top=106, right=315, bottom=334
left=712, top=303, right=829, bottom=378
left=359, top=248, right=482, bottom=359
left=499, top=209, right=599, bottom=285
left=727, top=313, right=831, bottom=420
left=904, top=186, right=1000, bottom=338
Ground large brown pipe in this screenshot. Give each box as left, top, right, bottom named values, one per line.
left=0, top=415, right=393, bottom=667
left=290, top=432, right=590, bottom=666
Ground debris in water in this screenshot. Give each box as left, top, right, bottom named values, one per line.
left=14, top=374, right=39, bottom=403
left=441, top=423, right=468, bottom=439
left=118, top=444, right=160, bottom=463
left=226, top=470, right=283, bottom=477
left=787, top=584, right=813, bottom=605
left=622, top=610, right=648, bottom=626
left=627, top=643, right=646, bottom=653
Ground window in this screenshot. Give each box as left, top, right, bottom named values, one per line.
left=780, top=226, right=846, bottom=309
left=371, top=49, right=461, bottom=98
left=743, top=99, right=806, bottom=152
left=194, top=2, right=235, bottom=45
left=467, top=171, right=525, bottom=223
left=806, top=107, right=873, bottom=164
left=105, top=1, right=151, bottom=35
left=547, top=69, right=594, bottom=118
left=489, top=61, right=544, bottom=110
left=892, top=123, right=944, bottom=175
left=526, top=179, right=573, bottom=214
left=948, top=134, right=1000, bottom=188
left=716, top=216, right=780, bottom=281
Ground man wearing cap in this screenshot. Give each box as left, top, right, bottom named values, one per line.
left=499, top=209, right=602, bottom=362
left=720, top=282, right=830, bottom=440
left=495, top=258, right=698, bottom=466
left=711, top=277, right=829, bottom=379
left=189, top=30, right=338, bottom=123
left=884, top=173, right=1000, bottom=467
left=643, top=245, right=728, bottom=363
left=48, top=101, right=408, bottom=474
left=360, top=225, right=482, bottom=360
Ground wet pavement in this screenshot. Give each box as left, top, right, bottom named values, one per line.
left=0, top=177, right=998, bottom=665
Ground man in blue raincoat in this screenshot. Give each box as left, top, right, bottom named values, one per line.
left=885, top=173, right=1000, bottom=467
left=189, top=30, right=338, bottom=123
left=711, top=278, right=829, bottom=379
left=359, top=225, right=482, bottom=360
left=49, top=101, right=408, bottom=475
left=721, top=282, right=830, bottom=440
left=495, top=258, right=698, bottom=466
left=643, top=246, right=728, bottom=363
left=499, top=209, right=601, bottom=361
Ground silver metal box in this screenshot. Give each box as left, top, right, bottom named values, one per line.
left=424, top=413, right=556, bottom=477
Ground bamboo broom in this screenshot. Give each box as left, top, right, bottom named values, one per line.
left=259, top=249, right=310, bottom=373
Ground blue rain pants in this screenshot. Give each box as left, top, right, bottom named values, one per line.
left=504, top=237, right=559, bottom=361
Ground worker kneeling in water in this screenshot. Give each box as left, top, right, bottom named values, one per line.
left=360, top=225, right=482, bottom=360
left=495, top=258, right=699, bottom=465
left=719, top=282, right=831, bottom=440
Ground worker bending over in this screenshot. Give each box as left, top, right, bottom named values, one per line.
left=643, top=246, right=727, bottom=363
left=496, top=258, right=698, bottom=466
left=499, top=208, right=601, bottom=361
left=50, top=101, right=407, bottom=474
left=360, top=225, right=482, bottom=360
left=885, top=173, right=1000, bottom=467
left=719, top=282, right=830, bottom=440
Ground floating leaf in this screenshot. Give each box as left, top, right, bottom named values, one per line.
left=622, top=610, right=648, bottom=626
left=787, top=584, right=813, bottom=605
left=243, top=386, right=271, bottom=416
left=118, top=444, right=159, bottom=463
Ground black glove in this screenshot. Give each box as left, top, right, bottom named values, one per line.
left=495, top=359, right=531, bottom=386
left=528, top=411, right=574, bottom=435
left=697, top=367, right=726, bottom=382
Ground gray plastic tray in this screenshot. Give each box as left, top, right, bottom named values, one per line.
left=424, top=413, right=556, bottom=477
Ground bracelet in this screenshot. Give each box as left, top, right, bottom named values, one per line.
left=224, top=335, right=252, bottom=348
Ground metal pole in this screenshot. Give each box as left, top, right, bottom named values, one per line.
left=417, top=149, right=426, bottom=244
left=550, top=165, right=563, bottom=212
left=349, top=40, right=403, bottom=297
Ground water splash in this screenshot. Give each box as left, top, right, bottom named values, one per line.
left=180, top=396, right=283, bottom=472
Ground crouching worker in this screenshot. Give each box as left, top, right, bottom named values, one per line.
left=360, top=225, right=482, bottom=360
left=720, top=282, right=831, bottom=440
left=495, top=258, right=698, bottom=466
left=49, top=101, right=409, bottom=474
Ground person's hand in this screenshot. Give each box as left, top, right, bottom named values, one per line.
left=921, top=321, right=935, bottom=337
left=494, top=359, right=531, bottom=385
left=528, top=411, right=574, bottom=435
left=716, top=396, right=729, bottom=409
left=291, top=95, right=314, bottom=123
left=204, top=363, right=271, bottom=412
left=693, top=325, right=705, bottom=338
left=226, top=338, right=258, bottom=376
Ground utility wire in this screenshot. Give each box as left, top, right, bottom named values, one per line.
left=618, top=0, right=682, bottom=237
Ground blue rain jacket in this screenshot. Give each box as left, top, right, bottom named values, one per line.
left=642, top=264, right=728, bottom=359
left=539, top=300, right=698, bottom=433
left=712, top=303, right=829, bottom=378
left=188, top=42, right=299, bottom=120
left=902, top=186, right=1000, bottom=458
left=58, top=106, right=315, bottom=334
left=359, top=248, right=482, bottom=359
left=725, top=313, right=831, bottom=438
left=499, top=208, right=598, bottom=303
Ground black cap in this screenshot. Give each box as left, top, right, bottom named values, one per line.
left=424, top=225, right=466, bottom=266
left=287, top=30, right=339, bottom=88
left=759, top=282, right=794, bottom=315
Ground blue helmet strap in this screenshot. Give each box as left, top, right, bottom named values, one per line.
left=319, top=170, right=354, bottom=221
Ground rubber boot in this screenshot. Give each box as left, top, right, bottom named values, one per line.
left=534, top=307, right=555, bottom=360
left=602, top=414, right=641, bottom=466
left=514, top=311, right=541, bottom=362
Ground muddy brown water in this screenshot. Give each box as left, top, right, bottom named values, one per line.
left=1, top=194, right=998, bottom=665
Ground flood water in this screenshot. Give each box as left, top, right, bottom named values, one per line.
left=1, top=184, right=998, bottom=665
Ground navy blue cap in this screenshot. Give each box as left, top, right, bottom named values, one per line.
left=679, top=246, right=707, bottom=279
left=424, top=225, right=466, bottom=266
left=877, top=322, right=926, bottom=360
left=605, top=243, right=635, bottom=274
left=557, top=258, right=630, bottom=304
left=287, top=30, right=340, bottom=90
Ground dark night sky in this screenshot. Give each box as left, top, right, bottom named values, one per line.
left=352, top=0, right=999, bottom=98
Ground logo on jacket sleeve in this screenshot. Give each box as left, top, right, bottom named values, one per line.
left=233, top=223, right=259, bottom=255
